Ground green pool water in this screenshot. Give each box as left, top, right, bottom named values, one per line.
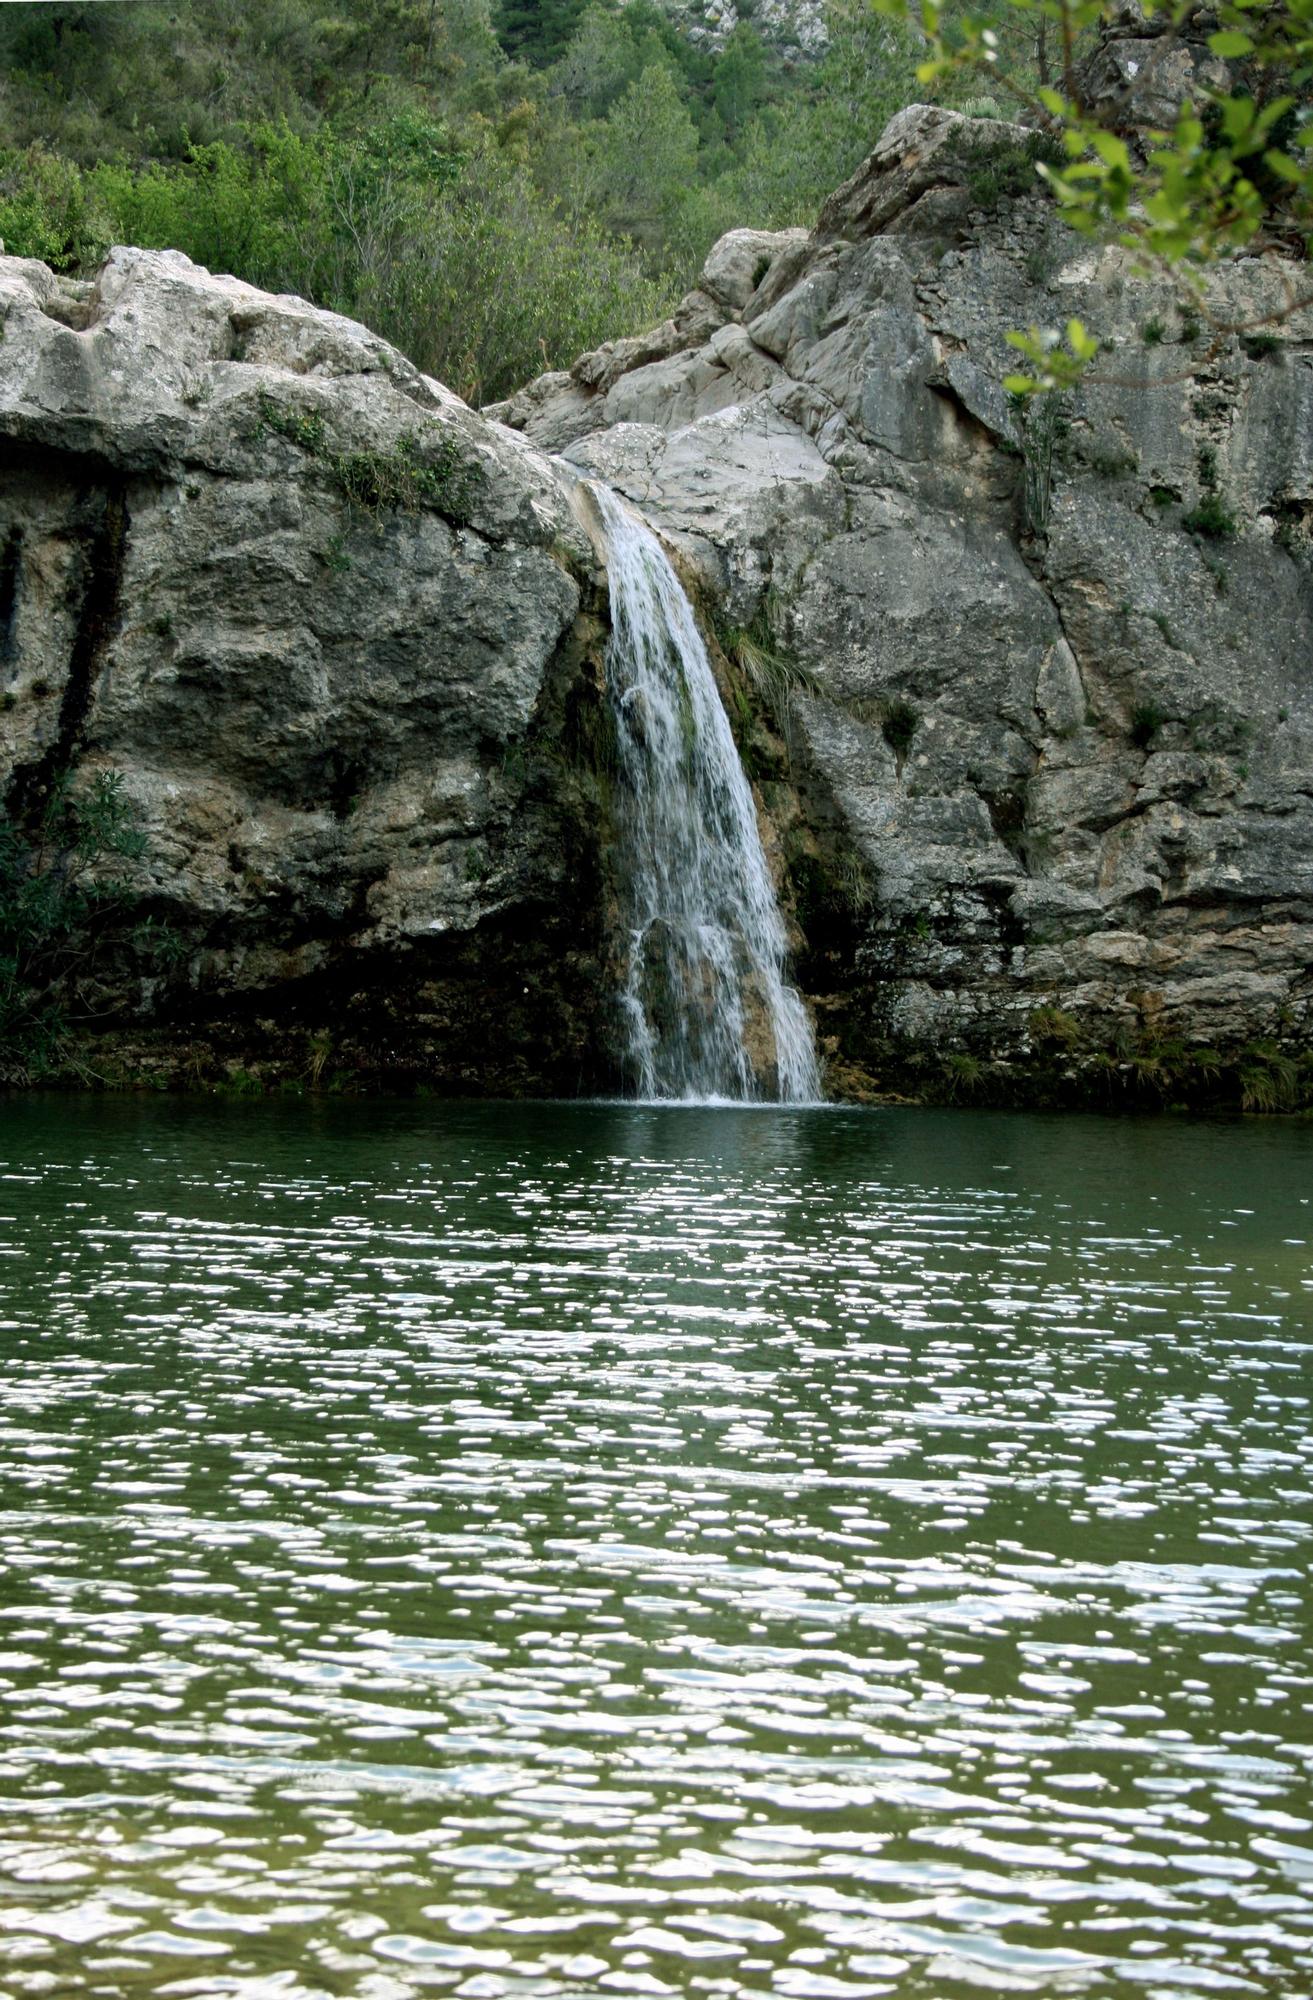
left=0, top=1097, right=1310, bottom=1999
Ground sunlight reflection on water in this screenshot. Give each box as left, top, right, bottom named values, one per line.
left=0, top=1097, right=1310, bottom=1999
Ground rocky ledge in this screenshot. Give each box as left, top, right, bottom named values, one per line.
left=2, top=106, right=1311, bottom=1105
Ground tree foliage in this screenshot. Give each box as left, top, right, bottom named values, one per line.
left=0, top=0, right=916, bottom=401
left=872, top=0, right=1313, bottom=389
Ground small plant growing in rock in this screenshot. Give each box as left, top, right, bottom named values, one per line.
left=254, top=393, right=478, bottom=524
left=1202, top=552, right=1229, bottom=596
left=1130, top=701, right=1168, bottom=748
left=1023, top=237, right=1060, bottom=287
left=939, top=1050, right=984, bottom=1098
left=880, top=698, right=919, bottom=760
left=1238, top=1041, right=1301, bottom=1112
left=1241, top=333, right=1282, bottom=360
left=1183, top=493, right=1238, bottom=539
left=1141, top=316, right=1168, bottom=346
left=721, top=606, right=820, bottom=734
left=318, top=532, right=352, bottom=574
left=1030, top=1004, right=1081, bottom=1047
left=953, top=129, right=1065, bottom=210
left=1013, top=391, right=1066, bottom=536
left=304, top=1031, right=333, bottom=1089
left=1082, top=441, right=1139, bottom=478
left=255, top=397, right=327, bottom=455
left=1183, top=445, right=1237, bottom=541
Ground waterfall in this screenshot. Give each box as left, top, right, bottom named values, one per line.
left=587, top=481, right=822, bottom=1104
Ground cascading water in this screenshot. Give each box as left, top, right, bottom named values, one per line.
left=587, top=480, right=822, bottom=1104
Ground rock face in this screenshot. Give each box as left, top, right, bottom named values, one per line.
left=663, top=0, right=827, bottom=60
left=0, top=246, right=621, bottom=1092
left=491, top=105, right=1313, bottom=1100
left=3, top=109, right=1311, bottom=1103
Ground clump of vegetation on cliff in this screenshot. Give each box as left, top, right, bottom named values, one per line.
left=0, top=772, right=177, bottom=1083
left=252, top=395, right=482, bottom=520
left=917, top=1013, right=1313, bottom=1116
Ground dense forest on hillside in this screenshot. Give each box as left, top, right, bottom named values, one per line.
left=0, top=0, right=943, bottom=400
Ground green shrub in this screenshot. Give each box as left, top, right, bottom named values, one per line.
left=1183, top=493, right=1237, bottom=540
left=719, top=600, right=820, bottom=733
left=939, top=1050, right=984, bottom=1098
left=1238, top=1040, right=1302, bottom=1112
left=1030, top=1004, right=1081, bottom=1047
left=953, top=128, right=1065, bottom=209
left=0, top=144, right=112, bottom=269
left=3, top=120, right=674, bottom=407
left=255, top=395, right=479, bottom=520
left=1183, top=444, right=1237, bottom=539
left=1081, top=441, right=1139, bottom=478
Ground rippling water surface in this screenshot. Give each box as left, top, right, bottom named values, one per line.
left=1, top=1099, right=1311, bottom=2000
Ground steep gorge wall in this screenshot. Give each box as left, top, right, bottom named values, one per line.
left=1, top=106, right=1310, bottom=1102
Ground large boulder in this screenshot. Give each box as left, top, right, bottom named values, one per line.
left=0, top=247, right=615, bottom=1092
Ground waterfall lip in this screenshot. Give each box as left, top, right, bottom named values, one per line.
left=554, top=460, right=613, bottom=572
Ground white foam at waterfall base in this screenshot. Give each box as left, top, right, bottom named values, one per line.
left=589, top=482, right=822, bottom=1105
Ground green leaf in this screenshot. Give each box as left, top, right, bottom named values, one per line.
left=1091, top=131, right=1132, bottom=170
left=1219, top=94, right=1256, bottom=141
left=1208, top=29, right=1256, bottom=54
left=1262, top=147, right=1305, bottom=183
left=1066, top=317, right=1099, bottom=359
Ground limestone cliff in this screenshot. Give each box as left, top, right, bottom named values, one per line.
left=491, top=106, right=1313, bottom=1105
left=2, top=108, right=1311, bottom=1103
left=0, top=246, right=620, bottom=1092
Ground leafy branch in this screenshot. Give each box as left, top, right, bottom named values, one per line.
left=874, top=0, right=1313, bottom=390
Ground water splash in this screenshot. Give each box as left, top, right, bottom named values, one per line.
left=588, top=481, right=821, bottom=1103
